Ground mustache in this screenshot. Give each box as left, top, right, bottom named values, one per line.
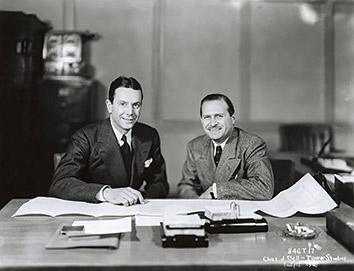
left=206, top=124, right=222, bottom=129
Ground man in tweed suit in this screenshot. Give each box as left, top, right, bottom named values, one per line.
left=178, top=93, right=274, bottom=200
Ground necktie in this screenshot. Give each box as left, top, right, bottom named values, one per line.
left=214, top=145, right=222, bottom=166
left=121, top=134, right=132, bottom=178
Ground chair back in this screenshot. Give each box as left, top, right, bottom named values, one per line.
left=271, top=159, right=295, bottom=196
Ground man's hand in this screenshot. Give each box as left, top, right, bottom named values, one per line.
left=103, top=187, right=144, bottom=206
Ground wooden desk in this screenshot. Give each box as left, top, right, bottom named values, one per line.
left=0, top=199, right=353, bottom=271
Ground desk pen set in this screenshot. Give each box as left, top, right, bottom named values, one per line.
left=160, top=213, right=209, bottom=248
left=204, top=202, right=268, bottom=233
left=160, top=202, right=268, bottom=248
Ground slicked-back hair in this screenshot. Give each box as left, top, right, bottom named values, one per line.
left=200, top=93, right=235, bottom=117
left=108, top=75, right=143, bottom=102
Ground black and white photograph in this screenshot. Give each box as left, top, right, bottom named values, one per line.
left=0, top=0, right=353, bottom=270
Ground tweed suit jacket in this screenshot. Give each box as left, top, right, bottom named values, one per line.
left=49, top=118, right=169, bottom=202
left=178, top=127, right=274, bottom=200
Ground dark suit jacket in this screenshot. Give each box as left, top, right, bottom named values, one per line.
left=49, top=118, right=169, bottom=202
left=178, top=127, right=274, bottom=200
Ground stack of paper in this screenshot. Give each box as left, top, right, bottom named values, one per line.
left=45, top=218, right=131, bottom=249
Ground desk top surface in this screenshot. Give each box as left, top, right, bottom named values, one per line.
left=0, top=199, right=353, bottom=271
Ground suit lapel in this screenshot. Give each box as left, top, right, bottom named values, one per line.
left=198, top=138, right=216, bottom=188
left=131, top=127, right=150, bottom=188
left=215, top=128, right=241, bottom=183
left=95, top=119, right=130, bottom=187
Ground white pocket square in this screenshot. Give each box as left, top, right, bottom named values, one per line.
left=144, top=158, right=153, bottom=168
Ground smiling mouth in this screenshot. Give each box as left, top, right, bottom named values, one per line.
left=122, top=117, right=135, bottom=122
left=208, top=127, right=221, bottom=132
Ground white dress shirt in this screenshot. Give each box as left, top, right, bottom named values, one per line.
left=111, top=120, right=132, bottom=149
left=212, top=138, right=228, bottom=155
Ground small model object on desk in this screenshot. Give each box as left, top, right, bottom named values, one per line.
left=161, top=214, right=208, bottom=248
left=281, top=222, right=320, bottom=239
left=204, top=202, right=268, bottom=233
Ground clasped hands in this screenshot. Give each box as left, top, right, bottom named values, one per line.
left=103, top=187, right=144, bottom=206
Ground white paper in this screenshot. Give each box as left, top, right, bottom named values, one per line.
left=325, top=173, right=354, bottom=184
left=135, top=215, right=163, bottom=226
left=318, top=158, right=353, bottom=172
left=334, top=174, right=354, bottom=183
left=72, top=217, right=131, bottom=234
left=253, top=173, right=338, bottom=217
left=163, top=214, right=205, bottom=227
left=13, top=198, right=140, bottom=217
left=12, top=173, right=337, bottom=218
left=12, top=197, right=257, bottom=217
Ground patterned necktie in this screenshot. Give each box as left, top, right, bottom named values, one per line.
left=214, top=145, right=222, bottom=166
left=121, top=134, right=132, bottom=178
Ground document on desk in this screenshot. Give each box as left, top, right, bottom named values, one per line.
left=12, top=197, right=258, bottom=217
left=253, top=173, right=338, bottom=217
left=135, top=215, right=163, bottom=226
left=72, top=217, right=131, bottom=234
left=12, top=174, right=337, bottom=218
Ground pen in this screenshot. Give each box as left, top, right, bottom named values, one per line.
left=186, top=211, right=205, bottom=216
left=210, top=192, right=216, bottom=199
left=229, top=165, right=240, bottom=180
left=210, top=183, right=217, bottom=199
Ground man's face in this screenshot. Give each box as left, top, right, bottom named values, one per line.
left=106, top=87, right=142, bottom=134
left=200, top=99, right=235, bottom=143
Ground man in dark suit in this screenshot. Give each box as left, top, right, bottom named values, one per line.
left=49, top=76, right=169, bottom=206
left=178, top=93, right=274, bottom=200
